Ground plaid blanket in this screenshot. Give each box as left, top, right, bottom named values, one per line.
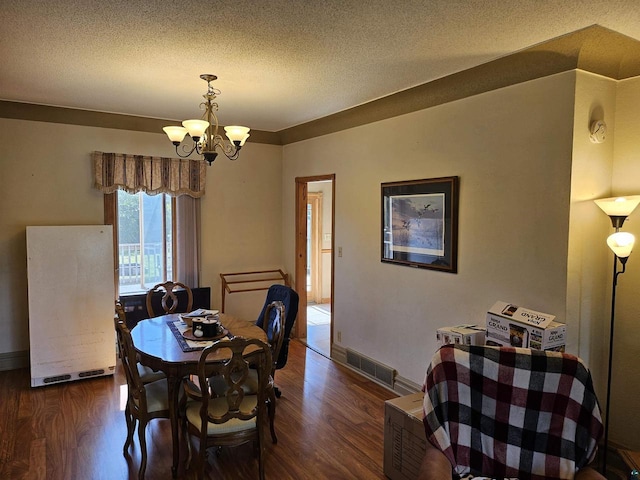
left=422, top=345, right=603, bottom=480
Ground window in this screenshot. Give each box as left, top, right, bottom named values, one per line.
left=117, top=191, right=174, bottom=294
left=93, top=152, right=203, bottom=295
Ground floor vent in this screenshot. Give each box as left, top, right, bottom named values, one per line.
left=43, top=374, right=71, bottom=384
left=78, top=369, right=106, bottom=378
left=346, top=348, right=395, bottom=388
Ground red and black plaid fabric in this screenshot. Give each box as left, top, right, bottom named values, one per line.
left=422, top=344, right=603, bottom=480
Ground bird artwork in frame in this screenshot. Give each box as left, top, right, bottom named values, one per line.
left=381, top=176, right=459, bottom=273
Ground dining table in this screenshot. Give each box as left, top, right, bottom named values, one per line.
left=130, top=312, right=267, bottom=478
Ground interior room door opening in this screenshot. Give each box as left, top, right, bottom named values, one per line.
left=295, top=176, right=334, bottom=359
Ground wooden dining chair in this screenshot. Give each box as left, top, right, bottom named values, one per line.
left=255, top=285, right=299, bottom=398
left=115, top=301, right=165, bottom=384
left=257, top=301, right=285, bottom=443
left=208, top=301, right=285, bottom=443
left=182, top=337, right=272, bottom=480
left=145, top=280, right=193, bottom=318
left=115, top=318, right=170, bottom=480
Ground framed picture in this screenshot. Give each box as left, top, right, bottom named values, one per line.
left=381, top=176, right=459, bottom=273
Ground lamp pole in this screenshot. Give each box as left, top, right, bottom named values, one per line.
left=602, top=254, right=626, bottom=476
left=593, top=197, right=639, bottom=476
left=600, top=229, right=634, bottom=476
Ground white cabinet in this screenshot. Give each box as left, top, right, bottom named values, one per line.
left=26, top=225, right=116, bottom=387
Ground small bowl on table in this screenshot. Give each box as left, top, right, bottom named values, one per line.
left=179, top=314, right=196, bottom=327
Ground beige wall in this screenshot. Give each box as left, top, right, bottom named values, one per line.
left=609, top=76, right=640, bottom=450
left=198, top=142, right=284, bottom=321
left=566, top=73, right=640, bottom=450
left=0, top=118, right=283, bottom=358
left=282, top=72, right=577, bottom=385
left=568, top=71, right=617, bottom=408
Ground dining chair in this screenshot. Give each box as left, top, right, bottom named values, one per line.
left=258, top=301, right=285, bottom=443
left=420, top=344, right=605, bottom=480
left=255, top=284, right=299, bottom=397
left=211, top=301, right=285, bottom=443
left=146, top=280, right=194, bottom=318
left=115, top=318, right=171, bottom=480
left=182, top=337, right=272, bottom=480
left=115, top=301, right=165, bottom=384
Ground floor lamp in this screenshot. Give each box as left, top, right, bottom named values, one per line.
left=594, top=196, right=640, bottom=475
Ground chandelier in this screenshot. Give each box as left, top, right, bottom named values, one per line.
left=163, top=74, right=250, bottom=165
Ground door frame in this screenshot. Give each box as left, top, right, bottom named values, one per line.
left=307, top=191, right=322, bottom=303
left=294, top=174, right=335, bottom=344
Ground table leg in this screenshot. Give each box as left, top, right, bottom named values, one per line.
left=167, top=374, right=182, bottom=478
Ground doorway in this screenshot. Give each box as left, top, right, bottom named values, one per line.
left=295, top=175, right=335, bottom=358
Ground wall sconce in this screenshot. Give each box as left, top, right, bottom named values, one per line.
left=595, top=195, right=639, bottom=475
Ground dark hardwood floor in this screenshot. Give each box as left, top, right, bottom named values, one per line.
left=0, top=340, right=398, bottom=479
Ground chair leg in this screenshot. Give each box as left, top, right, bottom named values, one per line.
left=272, top=370, right=282, bottom=398
left=137, top=420, right=148, bottom=480
left=268, top=389, right=277, bottom=444
left=258, top=427, right=265, bottom=480
left=197, top=434, right=207, bottom=480
left=123, top=404, right=136, bottom=455
left=183, top=418, right=193, bottom=470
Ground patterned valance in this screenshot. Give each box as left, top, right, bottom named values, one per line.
left=92, top=151, right=206, bottom=198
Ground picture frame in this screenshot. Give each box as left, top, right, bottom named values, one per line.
left=381, top=176, right=459, bottom=273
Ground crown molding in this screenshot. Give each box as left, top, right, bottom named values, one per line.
left=2, top=25, right=639, bottom=146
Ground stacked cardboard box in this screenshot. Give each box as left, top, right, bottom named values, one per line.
left=383, top=392, right=426, bottom=480
left=436, top=324, right=486, bottom=346
left=485, top=301, right=566, bottom=351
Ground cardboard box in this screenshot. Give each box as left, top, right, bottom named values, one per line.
left=384, top=392, right=426, bottom=480
left=485, top=301, right=566, bottom=351
left=436, top=324, right=486, bottom=346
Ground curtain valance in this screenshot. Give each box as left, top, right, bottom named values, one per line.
left=92, top=151, right=206, bottom=198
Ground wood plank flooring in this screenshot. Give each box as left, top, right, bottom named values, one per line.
left=0, top=340, right=398, bottom=479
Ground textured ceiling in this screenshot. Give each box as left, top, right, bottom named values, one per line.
left=1, top=1, right=640, bottom=132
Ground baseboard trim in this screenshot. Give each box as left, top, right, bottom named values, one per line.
left=0, top=350, right=29, bottom=371
left=393, top=375, right=421, bottom=396
left=331, top=344, right=420, bottom=396
left=332, top=343, right=347, bottom=364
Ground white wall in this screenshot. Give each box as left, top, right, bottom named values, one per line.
left=0, top=118, right=283, bottom=357
left=283, top=72, right=577, bottom=385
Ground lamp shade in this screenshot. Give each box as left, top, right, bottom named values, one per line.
left=224, top=126, right=250, bottom=146
left=163, top=126, right=188, bottom=144
left=607, top=231, right=635, bottom=258
left=182, top=119, right=210, bottom=139
left=594, top=196, right=640, bottom=217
